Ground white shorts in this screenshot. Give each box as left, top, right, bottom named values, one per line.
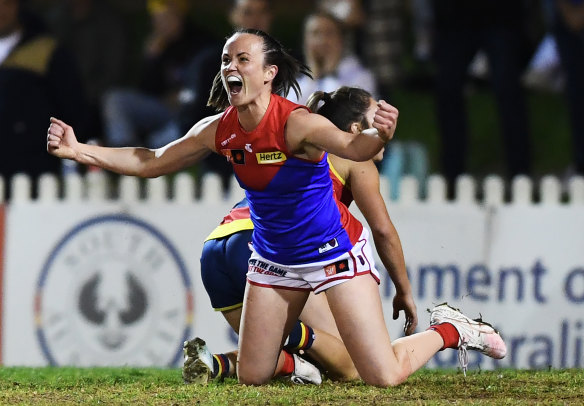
left=246, top=228, right=380, bottom=294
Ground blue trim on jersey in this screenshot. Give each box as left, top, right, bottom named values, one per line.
left=246, top=153, right=352, bottom=265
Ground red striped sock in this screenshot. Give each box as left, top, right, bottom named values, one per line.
left=283, top=321, right=315, bottom=351
left=427, top=323, right=460, bottom=350
left=212, top=353, right=230, bottom=379
left=279, top=351, right=295, bottom=376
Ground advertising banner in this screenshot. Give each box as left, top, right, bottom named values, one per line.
left=2, top=200, right=584, bottom=370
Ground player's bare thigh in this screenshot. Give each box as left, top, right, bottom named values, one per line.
left=325, top=274, right=401, bottom=384
left=237, top=283, right=309, bottom=384
left=299, top=292, right=341, bottom=339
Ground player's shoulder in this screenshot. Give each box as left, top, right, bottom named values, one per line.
left=188, top=112, right=223, bottom=137
left=287, top=107, right=326, bottom=128
left=328, top=154, right=350, bottom=179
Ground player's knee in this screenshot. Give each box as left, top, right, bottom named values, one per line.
left=360, top=364, right=410, bottom=387
left=334, top=365, right=360, bottom=382
left=237, top=372, right=271, bottom=386
left=363, top=370, right=408, bottom=388
left=237, top=364, right=272, bottom=385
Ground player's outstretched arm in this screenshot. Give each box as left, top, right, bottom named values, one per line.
left=47, top=115, right=219, bottom=178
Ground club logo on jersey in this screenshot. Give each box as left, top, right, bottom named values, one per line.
left=223, top=149, right=245, bottom=164
left=318, top=238, right=338, bottom=253
left=324, top=259, right=350, bottom=277
left=256, top=151, right=287, bottom=164
left=245, top=143, right=252, bottom=153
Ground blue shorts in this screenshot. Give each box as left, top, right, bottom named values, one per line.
left=200, top=229, right=253, bottom=312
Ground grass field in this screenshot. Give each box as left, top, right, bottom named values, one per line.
left=1, top=367, right=583, bottom=405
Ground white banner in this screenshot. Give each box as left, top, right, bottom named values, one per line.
left=2, top=200, right=584, bottom=370
left=354, top=203, right=584, bottom=370
left=2, top=201, right=237, bottom=367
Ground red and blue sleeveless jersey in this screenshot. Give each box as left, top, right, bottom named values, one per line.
left=215, top=94, right=362, bottom=264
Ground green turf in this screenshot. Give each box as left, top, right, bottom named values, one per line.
left=1, top=367, right=583, bottom=405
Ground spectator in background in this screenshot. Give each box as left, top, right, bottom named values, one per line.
left=0, top=0, right=87, bottom=199
left=287, top=9, right=427, bottom=200
left=45, top=0, right=127, bottom=144
left=316, top=0, right=365, bottom=58
left=550, top=0, right=584, bottom=177
left=358, top=0, right=430, bottom=200
left=178, top=0, right=274, bottom=198
left=361, top=0, right=404, bottom=98
left=287, top=11, right=378, bottom=106
left=410, top=0, right=433, bottom=66
left=431, top=0, right=533, bottom=197
left=101, top=0, right=215, bottom=149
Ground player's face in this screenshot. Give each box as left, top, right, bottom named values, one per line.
left=364, top=98, right=384, bottom=162
left=221, top=33, right=274, bottom=107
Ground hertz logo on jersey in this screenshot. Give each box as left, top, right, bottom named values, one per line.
left=256, top=151, right=287, bottom=164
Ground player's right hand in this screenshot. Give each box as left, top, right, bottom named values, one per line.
left=372, top=100, right=398, bottom=143
left=47, top=117, right=79, bottom=161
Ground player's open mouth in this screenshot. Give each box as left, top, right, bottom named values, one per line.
left=227, top=75, right=243, bottom=94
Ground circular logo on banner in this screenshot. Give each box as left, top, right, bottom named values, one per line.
left=35, top=215, right=193, bottom=367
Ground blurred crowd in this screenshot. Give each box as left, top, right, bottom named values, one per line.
left=1, top=0, right=583, bottom=200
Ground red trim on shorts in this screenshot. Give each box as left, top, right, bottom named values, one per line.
left=314, top=269, right=378, bottom=291
left=365, top=269, right=381, bottom=284
left=247, top=279, right=312, bottom=291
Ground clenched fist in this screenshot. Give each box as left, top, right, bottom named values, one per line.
left=46, top=117, right=79, bottom=161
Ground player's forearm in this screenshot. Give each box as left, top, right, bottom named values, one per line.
left=345, top=129, right=387, bottom=161
left=372, top=232, right=412, bottom=296
left=75, top=143, right=159, bottom=177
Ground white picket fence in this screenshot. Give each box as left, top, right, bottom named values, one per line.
left=2, top=170, right=584, bottom=369
left=1, top=171, right=584, bottom=206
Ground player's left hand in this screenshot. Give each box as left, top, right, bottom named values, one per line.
left=392, top=293, right=418, bottom=336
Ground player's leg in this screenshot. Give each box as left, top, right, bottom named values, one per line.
left=299, top=292, right=358, bottom=381
left=213, top=307, right=242, bottom=379
left=190, top=232, right=321, bottom=384
left=209, top=231, right=319, bottom=382
left=184, top=234, right=248, bottom=383
left=215, top=306, right=324, bottom=384
left=184, top=305, right=321, bottom=384
left=299, top=292, right=340, bottom=337
left=237, top=282, right=310, bottom=385
left=299, top=228, right=439, bottom=385
left=325, top=274, right=444, bottom=387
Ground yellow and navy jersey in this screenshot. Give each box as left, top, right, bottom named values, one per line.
left=204, top=198, right=253, bottom=241
left=327, top=156, right=354, bottom=208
